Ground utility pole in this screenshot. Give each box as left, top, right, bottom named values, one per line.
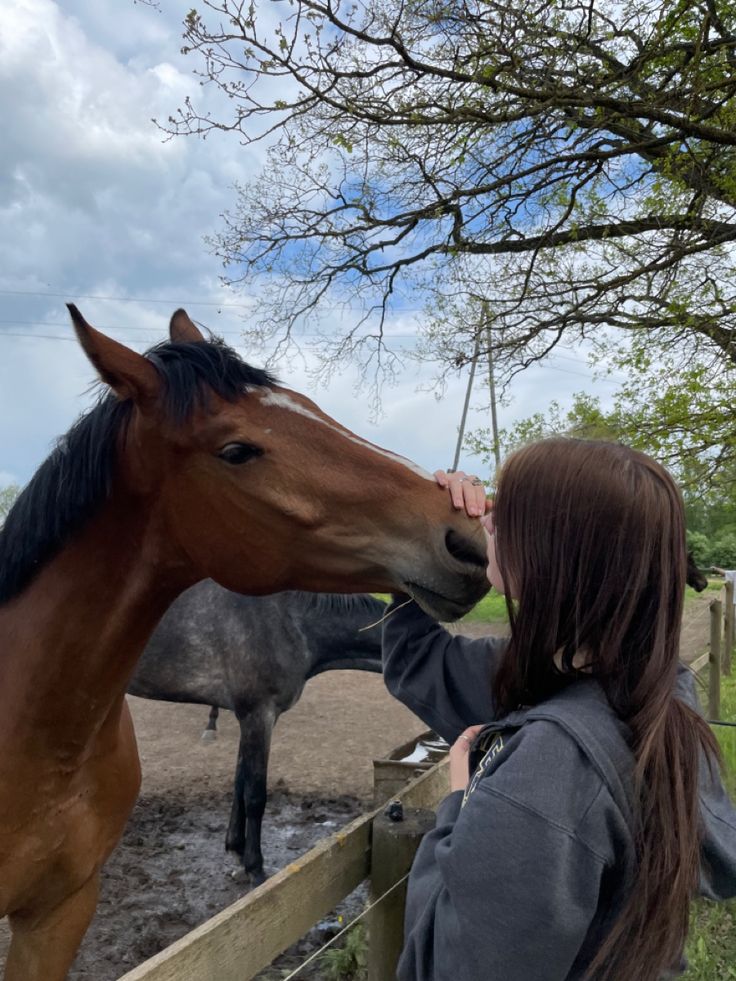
left=483, top=301, right=501, bottom=476
left=451, top=332, right=480, bottom=472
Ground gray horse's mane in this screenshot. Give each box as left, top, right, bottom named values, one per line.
left=287, top=592, right=386, bottom=615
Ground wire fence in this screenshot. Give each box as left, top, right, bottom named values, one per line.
left=118, top=580, right=734, bottom=981
left=118, top=758, right=449, bottom=981
left=280, top=873, right=410, bottom=980
left=688, top=579, right=735, bottom=722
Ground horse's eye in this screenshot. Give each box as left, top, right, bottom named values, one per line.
left=217, top=442, right=262, bottom=465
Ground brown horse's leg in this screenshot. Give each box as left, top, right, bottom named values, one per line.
left=4, top=874, right=99, bottom=981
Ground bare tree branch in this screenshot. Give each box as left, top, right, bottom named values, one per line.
left=162, top=0, right=736, bottom=384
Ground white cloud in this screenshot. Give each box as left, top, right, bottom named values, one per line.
left=0, top=0, right=618, bottom=490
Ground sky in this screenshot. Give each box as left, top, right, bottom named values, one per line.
left=0, top=0, right=623, bottom=491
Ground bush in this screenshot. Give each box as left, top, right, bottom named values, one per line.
left=711, top=534, right=736, bottom=569
left=687, top=531, right=712, bottom=568
left=319, top=924, right=367, bottom=981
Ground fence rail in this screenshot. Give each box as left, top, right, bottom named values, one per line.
left=689, top=580, right=735, bottom=719
left=119, top=578, right=735, bottom=981
left=118, top=756, right=450, bottom=981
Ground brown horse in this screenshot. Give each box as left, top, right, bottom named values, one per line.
left=0, top=307, right=488, bottom=980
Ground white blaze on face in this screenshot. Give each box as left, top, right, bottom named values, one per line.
left=258, top=389, right=434, bottom=482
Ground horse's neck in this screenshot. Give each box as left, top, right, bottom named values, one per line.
left=0, top=494, right=190, bottom=753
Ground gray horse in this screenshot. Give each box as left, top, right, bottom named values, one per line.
left=128, top=583, right=386, bottom=884
left=128, top=553, right=707, bottom=884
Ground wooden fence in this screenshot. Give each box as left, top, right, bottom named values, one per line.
left=118, top=579, right=735, bottom=981
left=118, top=754, right=450, bottom=981
left=689, top=579, right=735, bottom=719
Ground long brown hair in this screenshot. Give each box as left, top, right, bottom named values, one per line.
left=491, top=438, right=719, bottom=981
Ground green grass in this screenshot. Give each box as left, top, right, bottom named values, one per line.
left=373, top=590, right=508, bottom=623
left=685, top=902, right=736, bottom=980
left=684, top=672, right=736, bottom=978
left=380, top=578, right=722, bottom=622
left=450, top=576, right=723, bottom=626
left=473, top=583, right=720, bottom=619
left=318, top=924, right=367, bottom=980
left=372, top=591, right=508, bottom=624
left=715, top=673, right=736, bottom=793
left=459, top=590, right=508, bottom=624
left=684, top=578, right=727, bottom=610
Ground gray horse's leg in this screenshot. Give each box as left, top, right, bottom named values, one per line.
left=226, top=741, right=246, bottom=857
left=201, top=705, right=219, bottom=743
left=226, top=706, right=275, bottom=886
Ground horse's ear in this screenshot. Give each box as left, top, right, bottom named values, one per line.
left=67, top=304, right=161, bottom=405
left=169, top=308, right=205, bottom=344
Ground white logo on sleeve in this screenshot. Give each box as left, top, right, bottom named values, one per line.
left=462, top=733, right=505, bottom=807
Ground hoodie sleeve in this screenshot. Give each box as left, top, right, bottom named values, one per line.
left=397, top=783, right=605, bottom=981
left=675, top=664, right=736, bottom=900
left=381, top=596, right=507, bottom=743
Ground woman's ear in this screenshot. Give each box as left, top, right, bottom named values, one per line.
left=67, top=303, right=161, bottom=406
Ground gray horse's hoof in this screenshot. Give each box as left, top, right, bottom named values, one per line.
left=201, top=729, right=218, bottom=743
left=249, top=869, right=267, bottom=887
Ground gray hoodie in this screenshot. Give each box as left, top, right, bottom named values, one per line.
left=382, top=597, right=736, bottom=981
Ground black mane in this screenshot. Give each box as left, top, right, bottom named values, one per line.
left=0, top=337, right=275, bottom=604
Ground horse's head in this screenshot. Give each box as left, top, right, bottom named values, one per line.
left=68, top=305, right=488, bottom=620
left=686, top=551, right=708, bottom=592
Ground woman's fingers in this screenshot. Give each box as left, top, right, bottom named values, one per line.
left=449, top=724, right=486, bottom=793
left=434, top=470, right=488, bottom=518
left=463, top=479, right=486, bottom=517
left=453, top=724, right=485, bottom=752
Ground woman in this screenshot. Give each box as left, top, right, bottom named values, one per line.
left=383, top=438, right=736, bottom=980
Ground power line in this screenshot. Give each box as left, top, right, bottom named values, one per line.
left=0, top=331, right=627, bottom=384
left=0, top=286, right=448, bottom=315
left=0, top=318, right=428, bottom=341
left=0, top=290, right=658, bottom=365
left=0, top=322, right=623, bottom=358
left=0, top=290, right=627, bottom=369
left=0, top=288, right=254, bottom=309
left=0, top=320, right=244, bottom=337
left=0, top=320, right=428, bottom=343
left=0, top=332, right=78, bottom=343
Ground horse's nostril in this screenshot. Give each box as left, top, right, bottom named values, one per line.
left=445, top=529, right=487, bottom=569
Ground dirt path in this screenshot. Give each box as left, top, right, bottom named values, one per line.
left=680, top=594, right=715, bottom=664
left=0, top=602, right=715, bottom=979
left=459, top=597, right=716, bottom=664
left=132, top=670, right=427, bottom=803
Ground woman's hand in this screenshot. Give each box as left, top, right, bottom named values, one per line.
left=433, top=469, right=488, bottom=518
left=449, top=724, right=486, bottom=793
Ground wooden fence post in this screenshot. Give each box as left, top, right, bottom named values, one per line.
left=724, top=580, right=735, bottom=676
left=709, top=599, right=722, bottom=719
left=367, top=806, right=434, bottom=981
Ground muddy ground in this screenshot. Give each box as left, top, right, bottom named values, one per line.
left=83, top=668, right=427, bottom=980
left=0, top=668, right=429, bottom=980
left=0, top=600, right=714, bottom=979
